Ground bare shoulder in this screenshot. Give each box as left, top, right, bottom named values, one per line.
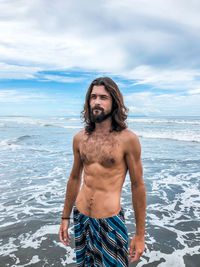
left=120, top=129, right=141, bottom=156
left=74, top=129, right=85, bottom=141
left=120, top=129, right=140, bottom=144
left=73, top=130, right=85, bottom=150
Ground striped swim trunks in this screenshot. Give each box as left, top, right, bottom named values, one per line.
left=73, top=206, right=129, bottom=267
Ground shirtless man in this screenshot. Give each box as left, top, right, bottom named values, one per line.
left=59, top=77, right=146, bottom=266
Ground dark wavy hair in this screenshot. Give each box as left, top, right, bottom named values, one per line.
left=81, top=77, right=128, bottom=134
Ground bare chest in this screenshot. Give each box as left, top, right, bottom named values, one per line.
left=80, top=134, right=123, bottom=167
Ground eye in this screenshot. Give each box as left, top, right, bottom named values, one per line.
left=100, top=95, right=108, bottom=100
left=90, top=94, right=96, bottom=99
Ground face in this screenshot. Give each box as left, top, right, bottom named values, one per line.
left=89, top=85, right=112, bottom=123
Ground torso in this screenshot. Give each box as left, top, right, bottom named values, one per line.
left=75, top=129, right=129, bottom=218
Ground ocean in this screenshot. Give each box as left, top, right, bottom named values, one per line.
left=0, top=116, right=199, bottom=267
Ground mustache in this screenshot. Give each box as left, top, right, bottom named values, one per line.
left=91, top=106, right=104, bottom=112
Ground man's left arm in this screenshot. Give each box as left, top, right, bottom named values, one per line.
left=124, top=131, right=146, bottom=263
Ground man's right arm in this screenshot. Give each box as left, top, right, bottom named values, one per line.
left=59, top=131, right=83, bottom=246
left=124, top=131, right=146, bottom=262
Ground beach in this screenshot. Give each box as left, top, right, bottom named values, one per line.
left=0, top=115, right=199, bottom=266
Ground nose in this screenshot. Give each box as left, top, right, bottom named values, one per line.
left=94, top=97, right=100, bottom=105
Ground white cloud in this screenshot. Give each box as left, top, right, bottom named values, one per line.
left=128, top=105, right=160, bottom=116
left=0, top=90, right=52, bottom=103
left=121, top=65, right=200, bottom=90
left=41, top=74, right=85, bottom=83
left=125, top=91, right=200, bottom=116
left=187, top=88, right=200, bottom=95
left=0, top=0, right=200, bottom=91
left=0, top=63, right=40, bottom=80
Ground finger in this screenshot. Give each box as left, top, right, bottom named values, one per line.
left=59, top=230, right=66, bottom=246
left=63, top=230, right=71, bottom=246
left=65, top=237, right=71, bottom=246
left=63, top=229, right=68, bottom=242
left=130, top=251, right=142, bottom=263
left=128, top=244, right=135, bottom=257
left=58, top=228, right=63, bottom=242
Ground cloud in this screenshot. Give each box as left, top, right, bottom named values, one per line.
left=122, top=65, right=200, bottom=90
left=0, top=63, right=40, bottom=80
left=128, top=105, right=160, bottom=116
left=41, top=74, right=85, bottom=83
left=0, top=0, right=200, bottom=91
left=187, top=88, right=200, bottom=95
left=125, top=91, right=200, bottom=116
left=0, top=90, right=52, bottom=103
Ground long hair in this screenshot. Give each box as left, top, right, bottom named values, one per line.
left=81, top=77, right=128, bottom=134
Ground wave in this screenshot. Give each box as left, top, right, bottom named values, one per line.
left=42, top=124, right=82, bottom=129
left=2, top=116, right=200, bottom=126
left=57, top=117, right=80, bottom=121
left=0, top=142, right=63, bottom=153
left=68, top=118, right=81, bottom=121
left=0, top=117, right=71, bottom=128
left=42, top=123, right=58, bottom=127
left=63, top=126, right=82, bottom=129
left=0, top=123, right=16, bottom=128
left=128, top=118, right=200, bottom=125
left=137, top=131, right=200, bottom=143
left=0, top=118, right=82, bottom=129
left=0, top=135, right=32, bottom=146
left=15, top=135, right=32, bottom=141
left=0, top=136, right=66, bottom=154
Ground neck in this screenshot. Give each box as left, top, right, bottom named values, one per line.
left=94, top=117, right=112, bottom=134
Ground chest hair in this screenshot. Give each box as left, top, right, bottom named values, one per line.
left=80, top=132, right=119, bottom=166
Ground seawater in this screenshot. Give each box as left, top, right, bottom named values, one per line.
left=0, top=116, right=199, bottom=266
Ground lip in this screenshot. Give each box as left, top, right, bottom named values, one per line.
left=93, top=108, right=102, bottom=111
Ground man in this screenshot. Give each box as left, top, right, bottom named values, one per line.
left=59, top=77, right=146, bottom=266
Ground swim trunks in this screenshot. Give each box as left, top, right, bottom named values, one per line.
left=73, top=206, right=129, bottom=267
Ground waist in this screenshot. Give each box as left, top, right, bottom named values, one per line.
left=73, top=204, right=125, bottom=220
left=75, top=186, right=121, bottom=218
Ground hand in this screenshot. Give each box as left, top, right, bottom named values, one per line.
left=128, top=234, right=145, bottom=263
left=58, top=219, right=71, bottom=246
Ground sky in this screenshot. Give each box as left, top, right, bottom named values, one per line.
left=0, top=0, right=200, bottom=117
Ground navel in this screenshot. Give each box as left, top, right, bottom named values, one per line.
left=88, top=196, right=94, bottom=216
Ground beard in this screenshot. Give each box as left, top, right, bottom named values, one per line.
left=90, top=106, right=112, bottom=123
